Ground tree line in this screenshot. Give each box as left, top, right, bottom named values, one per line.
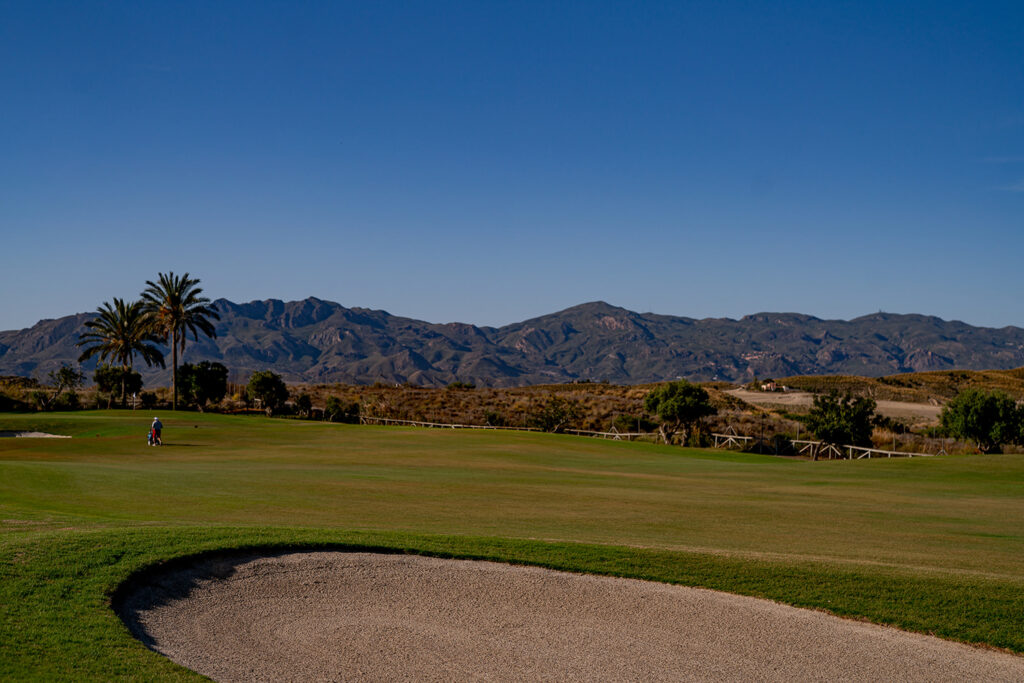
left=12, top=359, right=1024, bottom=455
left=75, top=271, right=220, bottom=410
left=803, top=389, right=1024, bottom=456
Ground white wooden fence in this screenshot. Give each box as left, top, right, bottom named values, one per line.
left=788, top=439, right=933, bottom=459
left=359, top=416, right=540, bottom=432
left=711, top=432, right=754, bottom=449
left=565, top=427, right=660, bottom=441
left=357, top=416, right=938, bottom=459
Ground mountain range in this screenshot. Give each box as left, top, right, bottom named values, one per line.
left=2, top=298, right=1023, bottom=387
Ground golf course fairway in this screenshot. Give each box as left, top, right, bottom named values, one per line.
left=1, top=410, right=1022, bottom=679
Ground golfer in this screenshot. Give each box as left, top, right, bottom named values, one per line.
left=152, top=417, right=163, bottom=446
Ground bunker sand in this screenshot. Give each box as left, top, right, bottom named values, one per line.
left=0, top=431, right=70, bottom=438
left=119, top=552, right=1024, bottom=682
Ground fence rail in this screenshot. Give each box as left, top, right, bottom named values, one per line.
left=359, top=416, right=540, bottom=432
left=791, top=439, right=934, bottom=459
left=711, top=433, right=754, bottom=449
left=845, top=445, right=934, bottom=459
left=565, top=428, right=657, bottom=441
left=357, top=416, right=939, bottom=459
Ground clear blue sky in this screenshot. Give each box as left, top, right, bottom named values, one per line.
left=2, top=1, right=1022, bottom=330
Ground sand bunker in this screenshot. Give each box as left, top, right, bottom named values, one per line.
left=0, top=431, right=70, bottom=438
left=118, top=552, right=1024, bottom=682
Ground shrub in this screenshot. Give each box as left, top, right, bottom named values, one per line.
left=612, top=414, right=658, bottom=433
left=805, top=392, right=876, bottom=455
left=29, top=391, right=48, bottom=411
left=0, top=392, right=29, bottom=412
left=528, top=395, right=582, bottom=433
left=939, top=389, right=1021, bottom=454
left=872, top=413, right=909, bottom=434
left=179, top=362, right=229, bottom=411
left=294, top=393, right=313, bottom=418
left=31, top=365, right=86, bottom=411
left=643, top=381, right=717, bottom=445
left=246, top=371, right=289, bottom=416
left=93, top=364, right=142, bottom=408
left=324, top=396, right=359, bottom=423
left=53, top=391, right=81, bottom=411
left=686, top=427, right=709, bottom=447
left=484, top=410, right=507, bottom=427
left=772, top=434, right=795, bottom=455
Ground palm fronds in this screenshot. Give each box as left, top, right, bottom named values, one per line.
left=140, top=272, right=220, bottom=409
left=76, top=298, right=165, bottom=405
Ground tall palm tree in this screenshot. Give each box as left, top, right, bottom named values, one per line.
left=140, top=272, right=220, bottom=410
left=77, top=298, right=166, bottom=406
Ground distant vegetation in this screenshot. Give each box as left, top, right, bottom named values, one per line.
left=76, top=298, right=165, bottom=406
left=140, top=272, right=220, bottom=410
left=643, top=380, right=716, bottom=444
left=939, top=389, right=1023, bottom=454
left=177, top=361, right=229, bottom=412
left=779, top=368, right=1024, bottom=403
left=93, top=364, right=142, bottom=409
left=246, top=370, right=289, bottom=416
left=804, top=393, right=877, bottom=456
left=4, top=365, right=1024, bottom=455
left=52, top=272, right=219, bottom=412
left=32, top=365, right=85, bottom=412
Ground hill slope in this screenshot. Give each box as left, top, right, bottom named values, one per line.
left=1, top=299, right=1023, bottom=386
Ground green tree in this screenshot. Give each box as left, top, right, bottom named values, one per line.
left=178, top=361, right=229, bottom=411
left=34, top=365, right=86, bottom=411
left=805, top=392, right=876, bottom=458
left=324, top=396, right=342, bottom=422
left=294, top=392, right=312, bottom=418
left=643, top=381, right=717, bottom=445
left=77, top=299, right=165, bottom=407
left=528, top=395, right=582, bottom=433
left=246, top=371, right=289, bottom=416
left=53, top=389, right=80, bottom=411
left=93, top=364, right=142, bottom=409
left=324, top=396, right=359, bottom=423
left=940, top=389, right=1021, bottom=454
left=140, top=272, right=220, bottom=410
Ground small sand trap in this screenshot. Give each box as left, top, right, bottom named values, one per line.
left=118, top=552, right=1024, bottom=682
left=0, top=431, right=70, bottom=438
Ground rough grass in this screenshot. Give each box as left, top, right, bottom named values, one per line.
left=276, top=381, right=747, bottom=430
left=781, top=368, right=1024, bottom=403
left=1, top=410, right=1023, bottom=679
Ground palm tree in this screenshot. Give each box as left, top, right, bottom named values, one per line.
left=140, top=272, right=220, bottom=410
left=77, top=299, right=166, bottom=407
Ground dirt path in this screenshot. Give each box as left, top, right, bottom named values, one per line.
left=727, top=389, right=942, bottom=423
left=118, top=552, right=1024, bottom=682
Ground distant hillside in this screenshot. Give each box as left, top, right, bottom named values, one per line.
left=1, top=298, right=1023, bottom=386
left=779, top=367, right=1024, bottom=403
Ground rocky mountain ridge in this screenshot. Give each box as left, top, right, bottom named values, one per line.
left=1, top=298, right=1023, bottom=386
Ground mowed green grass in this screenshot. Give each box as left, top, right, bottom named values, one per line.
left=1, top=410, right=1023, bottom=678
